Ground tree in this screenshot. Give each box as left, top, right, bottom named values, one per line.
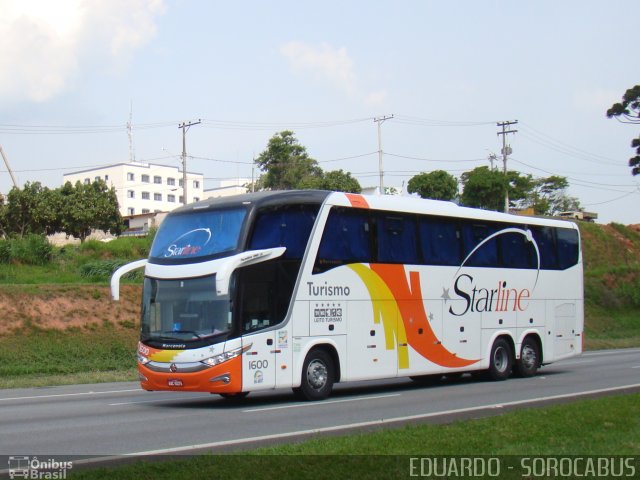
left=300, top=169, right=362, bottom=193
left=528, top=175, right=580, bottom=215
left=255, top=131, right=322, bottom=189
left=606, top=85, right=640, bottom=175
left=60, top=180, right=124, bottom=242
left=460, top=167, right=508, bottom=211
left=407, top=170, right=458, bottom=201
left=1, top=182, right=61, bottom=237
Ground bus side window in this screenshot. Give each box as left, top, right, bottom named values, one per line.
left=377, top=214, right=419, bottom=264
left=248, top=205, right=318, bottom=259
left=462, top=222, right=498, bottom=267
left=556, top=227, right=580, bottom=270
left=418, top=217, right=461, bottom=266
left=500, top=230, right=536, bottom=269
left=531, top=226, right=559, bottom=270
left=315, top=208, right=371, bottom=272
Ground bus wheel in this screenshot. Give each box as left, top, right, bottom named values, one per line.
left=516, top=337, right=540, bottom=377
left=219, top=392, right=250, bottom=400
left=299, top=349, right=335, bottom=401
left=488, top=338, right=512, bottom=381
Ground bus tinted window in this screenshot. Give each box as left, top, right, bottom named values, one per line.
left=150, top=207, right=247, bottom=261
left=500, top=230, right=536, bottom=269
left=462, top=223, right=499, bottom=267
left=315, top=208, right=371, bottom=272
left=419, top=217, right=461, bottom=266
left=531, top=226, right=558, bottom=269
left=248, top=205, right=319, bottom=259
left=377, top=214, right=419, bottom=264
left=557, top=227, right=580, bottom=270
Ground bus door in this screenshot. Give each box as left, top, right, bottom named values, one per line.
left=242, top=330, right=276, bottom=391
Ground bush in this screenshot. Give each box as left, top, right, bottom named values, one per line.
left=79, top=259, right=144, bottom=282
left=0, top=235, right=53, bottom=265
left=78, top=234, right=153, bottom=261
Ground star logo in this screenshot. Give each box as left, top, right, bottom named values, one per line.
left=441, top=287, right=451, bottom=304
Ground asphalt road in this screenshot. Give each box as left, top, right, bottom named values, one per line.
left=0, top=348, right=639, bottom=463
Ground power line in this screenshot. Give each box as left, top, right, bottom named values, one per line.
left=386, top=152, right=485, bottom=163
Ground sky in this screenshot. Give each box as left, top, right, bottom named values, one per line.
left=0, top=0, right=639, bottom=224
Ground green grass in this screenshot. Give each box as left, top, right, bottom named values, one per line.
left=68, top=393, right=640, bottom=479
left=0, top=326, right=137, bottom=388
left=0, top=234, right=152, bottom=284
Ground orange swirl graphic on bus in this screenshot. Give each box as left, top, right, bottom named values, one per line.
left=349, top=263, right=479, bottom=369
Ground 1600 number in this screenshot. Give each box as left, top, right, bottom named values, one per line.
left=248, top=360, right=268, bottom=370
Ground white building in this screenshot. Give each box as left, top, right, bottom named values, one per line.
left=203, top=178, right=252, bottom=199
left=63, top=162, right=204, bottom=217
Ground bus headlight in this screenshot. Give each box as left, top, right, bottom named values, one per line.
left=137, top=353, right=151, bottom=365
left=201, top=344, right=252, bottom=367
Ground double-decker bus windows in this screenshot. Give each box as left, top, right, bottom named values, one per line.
left=557, top=227, right=580, bottom=270
left=531, top=226, right=559, bottom=270
left=419, top=217, right=461, bottom=266
left=462, top=223, right=499, bottom=267
left=377, top=214, right=419, bottom=264
left=241, top=204, right=321, bottom=331
left=500, top=231, right=537, bottom=269
left=315, top=208, right=371, bottom=272
left=248, top=205, right=319, bottom=258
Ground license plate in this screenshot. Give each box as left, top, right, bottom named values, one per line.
left=168, top=379, right=183, bottom=387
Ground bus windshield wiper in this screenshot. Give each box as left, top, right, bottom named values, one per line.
left=159, top=330, right=203, bottom=340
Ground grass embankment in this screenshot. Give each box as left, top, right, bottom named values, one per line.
left=69, top=393, right=640, bottom=479
left=0, top=236, right=150, bottom=388
left=580, top=222, right=640, bottom=349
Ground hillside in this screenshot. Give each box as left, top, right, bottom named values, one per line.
left=0, top=223, right=638, bottom=344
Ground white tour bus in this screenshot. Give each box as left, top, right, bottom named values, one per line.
left=111, top=190, right=583, bottom=400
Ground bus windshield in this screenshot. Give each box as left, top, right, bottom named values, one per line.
left=149, top=207, right=247, bottom=261
left=141, top=275, right=232, bottom=343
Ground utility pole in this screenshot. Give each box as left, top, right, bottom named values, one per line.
left=374, top=114, right=393, bottom=194
left=0, top=145, right=18, bottom=188
left=178, top=120, right=201, bottom=205
left=497, top=120, right=518, bottom=213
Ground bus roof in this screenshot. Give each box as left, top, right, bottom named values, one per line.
left=171, top=190, right=578, bottom=230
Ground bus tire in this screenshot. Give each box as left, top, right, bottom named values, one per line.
left=516, top=337, right=540, bottom=378
left=487, top=338, right=512, bottom=381
left=298, top=349, right=335, bottom=401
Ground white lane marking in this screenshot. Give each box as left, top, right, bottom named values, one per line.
left=243, top=393, right=402, bottom=413
left=558, top=360, right=594, bottom=365
left=109, top=395, right=213, bottom=406
left=582, top=348, right=640, bottom=357
left=0, top=388, right=142, bottom=402
left=631, top=366, right=640, bottom=369
left=125, top=383, right=640, bottom=457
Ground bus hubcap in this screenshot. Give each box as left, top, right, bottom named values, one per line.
left=307, top=360, right=327, bottom=390
left=521, top=345, right=536, bottom=369
left=493, top=346, right=508, bottom=372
